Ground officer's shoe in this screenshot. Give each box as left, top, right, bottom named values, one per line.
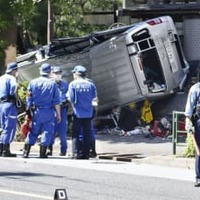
left=76, top=153, right=86, bottom=159
left=81, top=155, right=89, bottom=160
left=23, top=144, right=31, bottom=158
left=39, top=145, right=48, bottom=158
left=89, top=151, right=97, bottom=158
left=46, top=151, right=52, bottom=156
left=59, top=152, right=66, bottom=156
left=76, top=153, right=89, bottom=160
left=71, top=153, right=77, bottom=159
left=89, top=141, right=97, bottom=158
left=46, top=145, right=53, bottom=156
left=2, top=144, right=17, bottom=157
left=194, top=180, right=200, bottom=187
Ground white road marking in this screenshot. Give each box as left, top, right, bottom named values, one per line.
left=0, top=189, right=52, bottom=199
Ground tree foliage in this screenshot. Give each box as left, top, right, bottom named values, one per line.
left=52, top=0, right=121, bottom=38
left=0, top=0, right=36, bottom=30
left=0, top=0, right=122, bottom=57
left=28, top=0, right=121, bottom=43
left=0, top=0, right=36, bottom=66
left=183, top=133, right=195, bottom=157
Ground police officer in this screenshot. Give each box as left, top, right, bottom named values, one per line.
left=47, top=66, right=68, bottom=156
left=0, top=62, right=18, bottom=157
left=185, top=81, right=200, bottom=187
left=23, top=63, right=61, bottom=158
left=79, top=76, right=98, bottom=158
left=67, top=65, right=97, bottom=159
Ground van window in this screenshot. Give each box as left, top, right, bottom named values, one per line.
left=132, top=29, right=166, bottom=93
left=141, top=50, right=165, bottom=86
left=132, top=29, right=150, bottom=41
left=174, top=34, right=186, bottom=69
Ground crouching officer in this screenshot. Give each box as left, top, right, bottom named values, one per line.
left=0, top=62, right=18, bottom=157
left=47, top=66, right=68, bottom=156
left=23, top=63, right=61, bottom=158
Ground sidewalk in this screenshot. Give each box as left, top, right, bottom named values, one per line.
left=95, top=133, right=194, bottom=169
left=11, top=133, right=194, bottom=169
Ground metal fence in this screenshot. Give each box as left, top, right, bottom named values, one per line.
left=172, top=110, right=187, bottom=155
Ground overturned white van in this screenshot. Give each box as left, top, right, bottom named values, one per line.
left=17, top=16, right=189, bottom=113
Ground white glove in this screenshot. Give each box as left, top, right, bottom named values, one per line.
left=185, top=117, right=194, bottom=133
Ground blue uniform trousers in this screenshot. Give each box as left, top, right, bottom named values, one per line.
left=72, top=115, right=91, bottom=158
left=79, top=121, right=96, bottom=141
left=25, top=108, right=55, bottom=146
left=0, top=103, right=17, bottom=144
left=50, top=106, right=68, bottom=153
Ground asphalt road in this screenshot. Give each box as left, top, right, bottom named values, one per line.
left=0, top=156, right=199, bottom=200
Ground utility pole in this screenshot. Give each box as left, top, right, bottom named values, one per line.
left=47, top=0, right=53, bottom=44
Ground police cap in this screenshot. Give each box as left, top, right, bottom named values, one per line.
left=72, top=65, right=86, bottom=75
left=6, top=62, right=18, bottom=73
left=52, top=66, right=63, bottom=73
left=40, top=63, right=51, bottom=75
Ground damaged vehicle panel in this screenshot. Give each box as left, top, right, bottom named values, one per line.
left=17, top=16, right=189, bottom=113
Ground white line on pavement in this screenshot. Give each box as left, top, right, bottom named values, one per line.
left=0, top=189, right=52, bottom=199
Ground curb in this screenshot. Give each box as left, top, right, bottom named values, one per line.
left=130, top=156, right=194, bottom=169
left=97, top=153, right=194, bottom=169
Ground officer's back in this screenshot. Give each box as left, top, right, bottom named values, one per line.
left=27, top=63, right=59, bottom=109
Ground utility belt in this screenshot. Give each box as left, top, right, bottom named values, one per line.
left=0, top=96, right=16, bottom=104
left=192, top=107, right=200, bottom=124
left=35, top=106, right=53, bottom=109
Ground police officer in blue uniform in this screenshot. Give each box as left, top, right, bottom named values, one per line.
left=23, top=63, right=61, bottom=158
left=67, top=65, right=97, bottom=159
left=79, top=86, right=98, bottom=158
left=0, top=62, right=18, bottom=157
left=47, top=66, right=68, bottom=156
left=185, top=81, right=200, bottom=187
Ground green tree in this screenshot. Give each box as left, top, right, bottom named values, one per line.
left=0, top=0, right=122, bottom=63
left=0, top=0, right=36, bottom=67
left=28, top=0, right=121, bottom=44
left=53, top=0, right=121, bottom=37
left=0, top=0, right=17, bottom=67
left=28, top=0, right=48, bottom=45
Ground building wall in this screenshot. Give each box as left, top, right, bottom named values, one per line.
left=183, top=17, right=200, bottom=62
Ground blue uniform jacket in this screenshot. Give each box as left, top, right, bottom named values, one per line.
left=67, top=78, right=97, bottom=118
left=57, top=80, right=68, bottom=105
left=0, top=74, right=17, bottom=99
left=26, top=76, right=60, bottom=108
left=185, top=82, right=200, bottom=118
